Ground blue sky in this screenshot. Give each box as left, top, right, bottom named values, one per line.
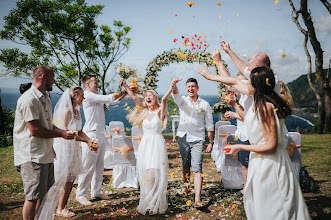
left=0, top=0, right=330, bottom=95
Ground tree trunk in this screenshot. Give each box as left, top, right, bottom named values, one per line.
left=294, top=0, right=331, bottom=133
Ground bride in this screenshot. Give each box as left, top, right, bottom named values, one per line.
left=121, top=78, right=173, bottom=215
left=38, top=86, right=97, bottom=219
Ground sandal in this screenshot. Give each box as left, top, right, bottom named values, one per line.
left=55, top=208, right=75, bottom=218
left=194, top=200, right=204, bottom=208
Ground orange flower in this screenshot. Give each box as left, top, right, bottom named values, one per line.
left=186, top=1, right=195, bottom=7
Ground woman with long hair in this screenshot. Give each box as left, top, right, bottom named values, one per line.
left=224, top=67, right=310, bottom=219
left=121, top=78, right=173, bottom=215
left=38, top=86, right=97, bottom=219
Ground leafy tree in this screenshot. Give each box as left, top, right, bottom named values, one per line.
left=289, top=0, right=331, bottom=133
left=0, top=0, right=131, bottom=94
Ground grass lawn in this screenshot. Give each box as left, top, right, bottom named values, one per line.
left=0, top=134, right=330, bottom=219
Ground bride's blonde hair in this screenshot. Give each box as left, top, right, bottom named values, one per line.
left=127, top=90, right=167, bottom=130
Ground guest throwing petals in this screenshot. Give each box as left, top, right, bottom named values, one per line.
left=224, top=67, right=310, bottom=219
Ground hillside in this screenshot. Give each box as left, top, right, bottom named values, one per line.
left=287, top=69, right=329, bottom=110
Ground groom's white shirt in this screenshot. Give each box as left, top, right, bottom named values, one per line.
left=172, top=92, right=214, bottom=142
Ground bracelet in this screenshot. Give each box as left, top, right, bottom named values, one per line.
left=209, top=141, right=214, bottom=145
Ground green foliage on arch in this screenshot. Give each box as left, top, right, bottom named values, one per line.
left=143, top=49, right=224, bottom=90
left=143, top=49, right=231, bottom=114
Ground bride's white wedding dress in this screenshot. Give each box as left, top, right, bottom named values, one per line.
left=137, top=110, right=168, bottom=215
left=244, top=103, right=311, bottom=219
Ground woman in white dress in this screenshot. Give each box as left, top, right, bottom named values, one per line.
left=121, top=78, right=173, bottom=215
left=223, top=67, right=311, bottom=219
left=37, top=86, right=97, bottom=219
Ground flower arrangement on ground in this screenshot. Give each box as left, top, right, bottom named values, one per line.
left=212, top=83, right=232, bottom=116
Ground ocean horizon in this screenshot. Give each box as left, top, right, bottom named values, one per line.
left=0, top=89, right=313, bottom=133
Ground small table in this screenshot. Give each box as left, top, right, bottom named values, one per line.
left=171, top=115, right=180, bottom=141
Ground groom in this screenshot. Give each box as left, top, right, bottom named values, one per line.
left=171, top=77, right=214, bottom=207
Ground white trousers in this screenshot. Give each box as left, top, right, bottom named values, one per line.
left=76, top=131, right=106, bottom=199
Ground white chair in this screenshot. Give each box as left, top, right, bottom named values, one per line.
left=211, top=120, right=231, bottom=161
left=112, top=136, right=138, bottom=189
left=288, top=132, right=303, bottom=181
left=109, top=121, right=126, bottom=137
left=214, top=125, right=237, bottom=172
left=104, top=125, right=114, bottom=169
left=131, top=126, right=143, bottom=158
left=220, top=134, right=244, bottom=190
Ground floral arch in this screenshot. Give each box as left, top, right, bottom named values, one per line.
left=143, top=49, right=231, bottom=114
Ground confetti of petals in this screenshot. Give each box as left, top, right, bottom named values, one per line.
left=173, top=38, right=178, bottom=43
left=175, top=14, right=177, bottom=17
left=275, top=0, right=279, bottom=4
left=217, top=2, right=221, bottom=6
left=186, top=1, right=195, bottom=7
left=169, top=30, right=173, bottom=34
left=282, top=54, right=286, bottom=58
left=219, top=13, right=222, bottom=20
left=266, top=78, right=271, bottom=86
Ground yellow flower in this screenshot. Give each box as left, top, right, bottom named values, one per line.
left=186, top=200, right=192, bottom=206
left=186, top=2, right=195, bottom=7
left=124, top=102, right=128, bottom=106
left=266, top=78, right=271, bottom=86
left=170, top=172, right=176, bottom=178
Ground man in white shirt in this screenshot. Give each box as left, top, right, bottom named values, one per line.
left=76, top=75, right=127, bottom=206
left=171, top=77, right=214, bottom=208
left=14, top=66, right=75, bottom=220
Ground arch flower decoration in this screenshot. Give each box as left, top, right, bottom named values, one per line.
left=143, top=49, right=232, bottom=115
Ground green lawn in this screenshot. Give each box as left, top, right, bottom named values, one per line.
left=0, top=134, right=330, bottom=219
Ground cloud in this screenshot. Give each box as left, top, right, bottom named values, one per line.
left=316, top=15, right=331, bottom=34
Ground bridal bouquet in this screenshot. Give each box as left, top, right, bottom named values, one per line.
left=116, top=63, right=137, bottom=93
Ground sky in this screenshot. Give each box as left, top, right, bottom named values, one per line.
left=0, top=0, right=330, bottom=95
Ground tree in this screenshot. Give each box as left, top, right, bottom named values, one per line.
left=289, top=0, right=331, bottom=133
left=0, top=0, right=131, bottom=94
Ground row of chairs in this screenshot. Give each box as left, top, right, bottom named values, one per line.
left=102, top=120, right=303, bottom=190
left=212, top=121, right=303, bottom=189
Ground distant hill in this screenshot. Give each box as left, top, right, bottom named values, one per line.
left=287, top=69, right=329, bottom=110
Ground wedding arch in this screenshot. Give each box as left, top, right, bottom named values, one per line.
left=143, top=49, right=224, bottom=90
left=142, top=49, right=231, bottom=114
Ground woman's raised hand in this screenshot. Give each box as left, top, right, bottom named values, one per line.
left=195, top=63, right=214, bottom=80
left=212, top=48, right=222, bottom=61
left=119, top=77, right=126, bottom=86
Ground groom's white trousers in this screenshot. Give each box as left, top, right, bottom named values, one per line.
left=76, top=131, right=106, bottom=199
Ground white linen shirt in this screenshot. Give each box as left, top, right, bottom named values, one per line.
left=13, top=85, right=55, bottom=165
left=172, top=92, right=214, bottom=142
left=235, top=93, right=253, bottom=141
left=82, top=91, right=118, bottom=133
